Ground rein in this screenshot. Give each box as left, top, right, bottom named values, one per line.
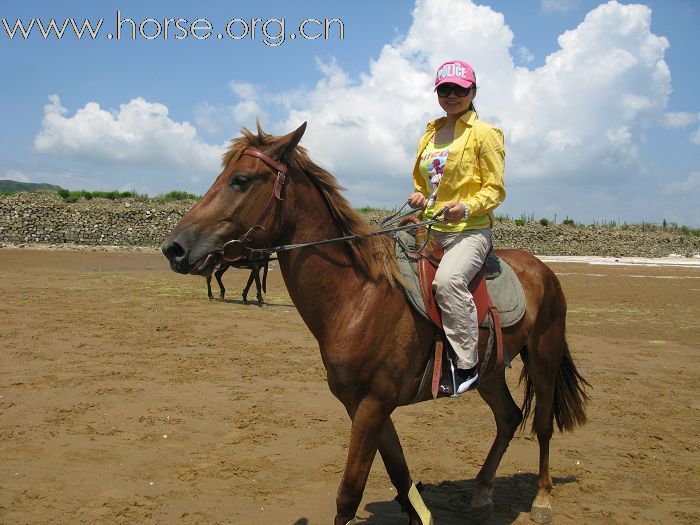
left=220, top=147, right=447, bottom=262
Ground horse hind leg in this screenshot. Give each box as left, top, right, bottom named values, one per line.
left=205, top=275, right=214, bottom=300
left=253, top=270, right=264, bottom=304
left=214, top=266, right=227, bottom=300
left=242, top=268, right=256, bottom=303
left=470, top=370, right=523, bottom=523
left=521, top=325, right=587, bottom=524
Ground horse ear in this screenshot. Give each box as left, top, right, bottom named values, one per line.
left=268, top=122, right=307, bottom=162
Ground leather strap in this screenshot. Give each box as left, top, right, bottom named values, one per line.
left=242, top=147, right=288, bottom=175
left=431, top=334, right=444, bottom=399
left=488, top=300, right=505, bottom=371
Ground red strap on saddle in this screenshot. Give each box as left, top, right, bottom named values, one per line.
left=431, top=334, right=444, bottom=399
left=488, top=300, right=505, bottom=372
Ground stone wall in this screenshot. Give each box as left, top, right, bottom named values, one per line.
left=0, top=193, right=195, bottom=247
left=2, top=193, right=699, bottom=257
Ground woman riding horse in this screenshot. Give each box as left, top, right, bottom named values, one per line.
left=409, top=59, right=506, bottom=395
left=162, top=120, right=589, bottom=525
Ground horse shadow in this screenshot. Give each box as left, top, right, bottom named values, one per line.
left=291, top=474, right=576, bottom=525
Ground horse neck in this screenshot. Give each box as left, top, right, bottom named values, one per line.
left=275, top=170, right=383, bottom=344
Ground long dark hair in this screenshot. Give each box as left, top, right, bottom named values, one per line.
left=469, top=85, right=478, bottom=117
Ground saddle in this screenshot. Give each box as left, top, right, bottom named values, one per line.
left=394, top=219, right=525, bottom=399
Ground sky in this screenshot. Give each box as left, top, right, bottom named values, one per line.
left=1, top=0, right=699, bottom=226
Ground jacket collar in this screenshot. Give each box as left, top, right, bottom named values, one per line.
left=425, top=110, right=476, bottom=133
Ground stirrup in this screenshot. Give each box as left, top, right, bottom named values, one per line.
left=437, top=352, right=460, bottom=397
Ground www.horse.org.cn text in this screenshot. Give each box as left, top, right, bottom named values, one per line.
left=1, top=12, right=345, bottom=46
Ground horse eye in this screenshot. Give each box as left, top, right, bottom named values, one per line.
left=230, top=175, right=250, bottom=190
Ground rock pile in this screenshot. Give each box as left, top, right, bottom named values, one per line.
left=0, top=193, right=195, bottom=247
left=2, top=193, right=698, bottom=257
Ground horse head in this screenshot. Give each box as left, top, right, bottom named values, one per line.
left=161, top=122, right=307, bottom=274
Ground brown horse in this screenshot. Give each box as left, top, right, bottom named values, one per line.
left=162, top=123, right=589, bottom=525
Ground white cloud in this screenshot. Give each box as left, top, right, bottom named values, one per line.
left=661, top=172, right=700, bottom=225
left=662, top=111, right=698, bottom=128
left=542, top=0, right=580, bottom=13
left=35, top=95, right=224, bottom=180
left=193, top=101, right=221, bottom=134
left=661, top=111, right=700, bottom=145
left=518, top=46, right=535, bottom=65
left=692, top=122, right=700, bottom=145
left=662, top=171, right=700, bottom=196
left=30, top=0, right=696, bottom=224
left=4, top=170, right=31, bottom=183
left=242, top=0, right=673, bottom=213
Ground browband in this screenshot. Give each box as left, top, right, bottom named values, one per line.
left=242, top=147, right=288, bottom=174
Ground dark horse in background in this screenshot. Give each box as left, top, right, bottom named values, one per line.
left=203, top=259, right=269, bottom=304
left=162, top=123, right=589, bottom=525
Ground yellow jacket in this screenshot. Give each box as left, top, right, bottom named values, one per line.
left=412, top=110, right=506, bottom=232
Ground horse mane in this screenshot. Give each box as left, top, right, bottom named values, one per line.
left=221, top=124, right=401, bottom=286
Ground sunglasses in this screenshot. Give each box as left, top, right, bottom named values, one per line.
left=436, top=83, right=472, bottom=97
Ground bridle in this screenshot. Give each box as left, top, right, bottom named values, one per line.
left=219, top=146, right=449, bottom=263
left=221, top=147, right=288, bottom=262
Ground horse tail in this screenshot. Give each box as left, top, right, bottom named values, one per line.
left=519, top=339, right=590, bottom=433
left=518, top=346, right=535, bottom=431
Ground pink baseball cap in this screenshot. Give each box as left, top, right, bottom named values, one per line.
left=434, top=60, right=476, bottom=90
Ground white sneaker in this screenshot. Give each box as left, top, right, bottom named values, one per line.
left=455, top=367, right=479, bottom=394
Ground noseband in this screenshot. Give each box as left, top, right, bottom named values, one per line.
left=221, top=147, right=288, bottom=262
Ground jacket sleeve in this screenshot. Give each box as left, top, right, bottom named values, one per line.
left=464, top=126, right=506, bottom=217
left=412, top=143, right=430, bottom=197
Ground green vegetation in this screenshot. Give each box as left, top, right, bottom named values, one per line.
left=154, top=190, right=201, bottom=201
left=0, top=180, right=64, bottom=194
left=55, top=188, right=201, bottom=202
left=680, top=226, right=700, bottom=237
left=539, top=218, right=550, bottom=226
left=57, top=189, right=148, bottom=202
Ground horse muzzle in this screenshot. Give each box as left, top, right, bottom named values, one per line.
left=161, top=235, right=218, bottom=275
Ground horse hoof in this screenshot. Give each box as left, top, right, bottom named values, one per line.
left=468, top=501, right=494, bottom=524
left=530, top=504, right=553, bottom=524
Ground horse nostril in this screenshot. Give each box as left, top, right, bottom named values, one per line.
left=164, top=241, right=186, bottom=261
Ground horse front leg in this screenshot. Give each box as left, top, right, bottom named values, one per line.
left=378, top=418, right=433, bottom=525
left=335, top=395, right=391, bottom=525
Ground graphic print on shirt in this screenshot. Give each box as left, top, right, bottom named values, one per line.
left=420, top=144, right=449, bottom=207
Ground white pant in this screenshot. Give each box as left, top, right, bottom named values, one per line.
left=432, top=229, right=492, bottom=369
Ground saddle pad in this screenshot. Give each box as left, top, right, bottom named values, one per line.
left=394, top=231, right=526, bottom=328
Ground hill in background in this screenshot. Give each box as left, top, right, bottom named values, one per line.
left=0, top=180, right=64, bottom=194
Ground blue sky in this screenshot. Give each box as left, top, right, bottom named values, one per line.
left=1, top=0, right=698, bottom=226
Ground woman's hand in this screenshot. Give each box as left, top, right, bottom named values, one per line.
left=407, top=192, right=428, bottom=209
left=443, top=202, right=468, bottom=222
